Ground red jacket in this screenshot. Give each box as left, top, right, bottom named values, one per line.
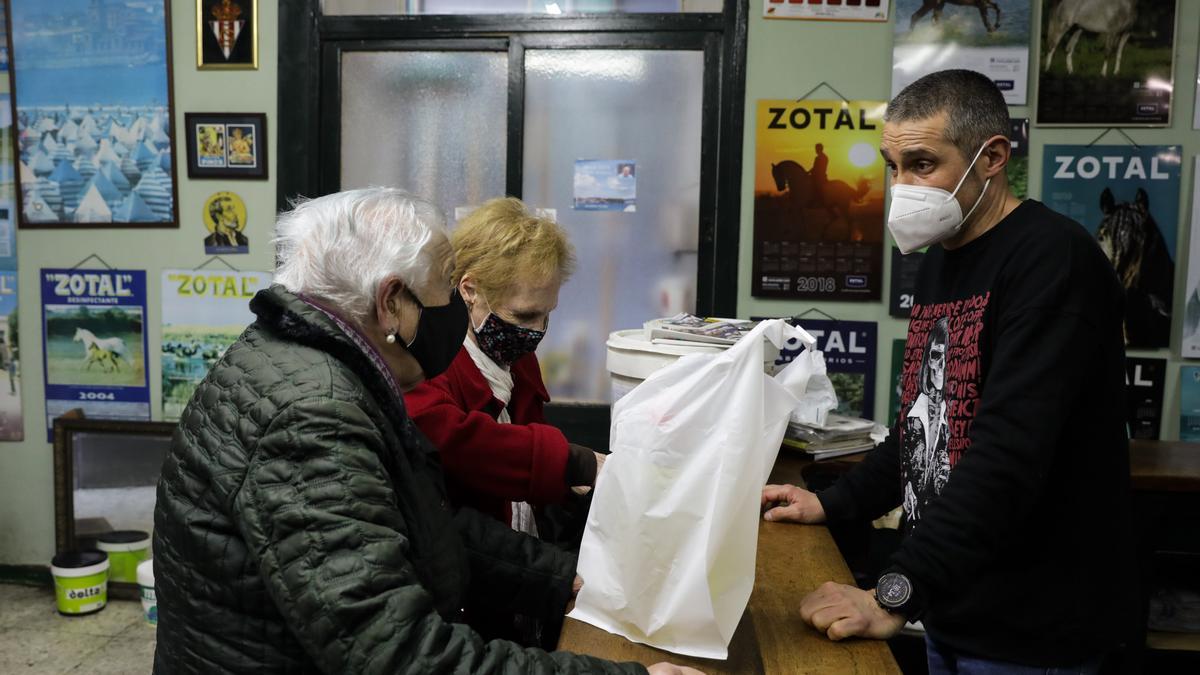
left=404, top=348, right=570, bottom=524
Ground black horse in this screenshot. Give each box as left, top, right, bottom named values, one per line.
left=1096, top=187, right=1173, bottom=348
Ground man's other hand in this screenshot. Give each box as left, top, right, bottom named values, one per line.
left=799, top=581, right=906, bottom=641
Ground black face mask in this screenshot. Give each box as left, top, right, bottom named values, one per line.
left=400, top=287, right=468, bottom=379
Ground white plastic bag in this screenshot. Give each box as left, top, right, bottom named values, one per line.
left=569, top=319, right=819, bottom=659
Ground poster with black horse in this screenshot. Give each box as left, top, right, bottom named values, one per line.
left=752, top=100, right=886, bottom=300
left=1041, top=144, right=1180, bottom=349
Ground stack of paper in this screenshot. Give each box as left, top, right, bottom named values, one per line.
left=643, top=313, right=757, bottom=347
left=783, top=413, right=887, bottom=461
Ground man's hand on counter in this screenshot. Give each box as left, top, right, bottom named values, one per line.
left=799, top=581, right=906, bottom=642
left=761, top=484, right=826, bottom=523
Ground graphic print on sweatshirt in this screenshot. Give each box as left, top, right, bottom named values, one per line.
left=899, top=293, right=988, bottom=525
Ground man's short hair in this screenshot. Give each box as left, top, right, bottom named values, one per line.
left=885, top=69, right=1009, bottom=160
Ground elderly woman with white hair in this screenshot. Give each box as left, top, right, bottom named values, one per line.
left=151, top=188, right=698, bottom=675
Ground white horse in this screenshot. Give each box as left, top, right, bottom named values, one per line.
left=1044, top=0, right=1138, bottom=77
left=74, top=327, right=130, bottom=372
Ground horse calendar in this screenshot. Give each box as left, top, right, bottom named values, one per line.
left=752, top=100, right=886, bottom=300
left=40, top=268, right=150, bottom=440
left=1040, top=144, right=1181, bottom=350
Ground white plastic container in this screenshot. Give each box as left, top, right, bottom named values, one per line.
left=606, top=329, right=780, bottom=402
left=137, top=558, right=156, bottom=627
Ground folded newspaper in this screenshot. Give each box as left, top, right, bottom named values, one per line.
left=644, top=313, right=758, bottom=346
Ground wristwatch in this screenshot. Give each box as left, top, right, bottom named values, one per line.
left=875, top=571, right=922, bottom=619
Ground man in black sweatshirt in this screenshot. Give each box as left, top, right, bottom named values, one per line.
left=762, top=69, right=1135, bottom=673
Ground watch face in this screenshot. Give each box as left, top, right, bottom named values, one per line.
left=877, top=572, right=912, bottom=608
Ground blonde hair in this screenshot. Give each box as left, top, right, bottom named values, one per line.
left=452, top=198, right=576, bottom=303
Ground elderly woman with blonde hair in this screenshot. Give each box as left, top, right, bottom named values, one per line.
left=152, top=188, right=696, bottom=675
left=406, top=199, right=604, bottom=536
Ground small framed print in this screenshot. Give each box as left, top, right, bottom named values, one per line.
left=184, top=113, right=267, bottom=179
left=197, top=0, right=258, bottom=70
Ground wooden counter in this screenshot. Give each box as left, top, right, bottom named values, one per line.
left=557, top=453, right=900, bottom=674
left=1130, top=439, right=1200, bottom=493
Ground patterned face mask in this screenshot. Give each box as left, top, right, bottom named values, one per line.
left=472, top=298, right=547, bottom=367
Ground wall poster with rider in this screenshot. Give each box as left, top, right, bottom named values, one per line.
left=1037, top=0, right=1176, bottom=126
left=892, top=0, right=1031, bottom=106
left=40, top=268, right=150, bottom=440
left=752, top=99, right=886, bottom=300
left=160, top=269, right=270, bottom=421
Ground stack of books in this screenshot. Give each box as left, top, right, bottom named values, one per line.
left=782, top=413, right=884, bottom=461
left=643, top=313, right=756, bottom=347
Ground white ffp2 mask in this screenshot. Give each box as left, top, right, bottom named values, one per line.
left=887, top=142, right=992, bottom=254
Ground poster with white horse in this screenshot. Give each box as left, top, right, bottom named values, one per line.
left=1037, top=0, right=1176, bottom=126
left=892, top=0, right=1032, bottom=105
left=40, top=268, right=149, bottom=440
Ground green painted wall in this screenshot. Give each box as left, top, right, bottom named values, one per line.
left=738, top=2, right=1200, bottom=435
left=0, top=0, right=278, bottom=565
left=3, top=1, right=1198, bottom=566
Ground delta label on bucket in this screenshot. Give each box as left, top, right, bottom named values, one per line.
left=51, top=551, right=109, bottom=616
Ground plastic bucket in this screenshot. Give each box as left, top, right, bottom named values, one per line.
left=96, top=530, right=150, bottom=584
left=137, top=558, right=157, bottom=627
left=51, top=551, right=109, bottom=616
left=605, top=330, right=727, bottom=402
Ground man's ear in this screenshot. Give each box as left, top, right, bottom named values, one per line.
left=980, top=135, right=1011, bottom=178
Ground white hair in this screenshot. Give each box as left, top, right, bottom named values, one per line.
left=273, top=188, right=451, bottom=326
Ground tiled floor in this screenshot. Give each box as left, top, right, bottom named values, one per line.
left=0, top=583, right=154, bottom=674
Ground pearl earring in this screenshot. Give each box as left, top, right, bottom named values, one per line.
left=386, top=333, right=397, bottom=344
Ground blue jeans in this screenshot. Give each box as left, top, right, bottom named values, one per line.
left=926, top=636, right=1104, bottom=675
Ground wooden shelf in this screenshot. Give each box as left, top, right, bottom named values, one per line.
left=1147, top=631, right=1200, bottom=652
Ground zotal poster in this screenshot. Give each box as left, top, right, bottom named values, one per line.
left=1180, top=157, right=1200, bottom=358
left=1041, top=144, right=1181, bottom=349
left=1125, top=357, right=1163, bottom=440
left=0, top=271, right=21, bottom=441
left=892, top=0, right=1031, bottom=105
left=791, top=318, right=877, bottom=420
left=161, top=269, right=269, bottom=421
left=1181, top=366, right=1200, bottom=442
left=41, top=268, right=149, bottom=439
left=753, top=100, right=886, bottom=300
left=1037, top=1, right=1176, bottom=126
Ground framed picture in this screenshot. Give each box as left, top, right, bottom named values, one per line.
left=7, top=0, right=178, bottom=229
left=184, top=113, right=267, bottom=179
left=197, top=0, right=258, bottom=70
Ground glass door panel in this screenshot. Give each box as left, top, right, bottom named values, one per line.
left=523, top=48, right=704, bottom=401
left=339, top=50, right=508, bottom=224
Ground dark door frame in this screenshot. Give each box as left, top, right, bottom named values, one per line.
left=277, top=2, right=747, bottom=318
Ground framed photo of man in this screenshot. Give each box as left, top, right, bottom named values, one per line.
left=196, top=0, right=258, bottom=70
left=183, top=113, right=267, bottom=179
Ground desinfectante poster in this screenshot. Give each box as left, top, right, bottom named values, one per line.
left=41, top=268, right=149, bottom=439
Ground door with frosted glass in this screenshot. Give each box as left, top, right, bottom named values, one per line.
left=331, top=40, right=712, bottom=403
left=524, top=48, right=705, bottom=402
left=334, top=46, right=509, bottom=224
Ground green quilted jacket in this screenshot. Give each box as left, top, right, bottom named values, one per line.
left=152, top=286, right=644, bottom=674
